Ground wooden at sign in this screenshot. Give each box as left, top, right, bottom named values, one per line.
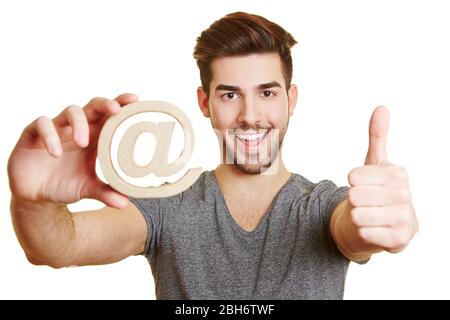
left=97, top=100, right=203, bottom=198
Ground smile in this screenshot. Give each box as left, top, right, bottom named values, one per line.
left=236, top=131, right=267, bottom=141
left=234, top=130, right=269, bottom=147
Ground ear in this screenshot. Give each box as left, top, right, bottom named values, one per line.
left=287, top=84, right=298, bottom=117
left=197, top=86, right=210, bottom=118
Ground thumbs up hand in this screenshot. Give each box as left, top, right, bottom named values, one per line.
left=346, top=106, right=418, bottom=254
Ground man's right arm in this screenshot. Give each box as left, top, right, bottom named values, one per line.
left=8, top=93, right=147, bottom=268
left=11, top=197, right=147, bottom=268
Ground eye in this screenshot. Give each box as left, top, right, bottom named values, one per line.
left=222, top=92, right=239, bottom=100
left=262, top=90, right=275, bottom=98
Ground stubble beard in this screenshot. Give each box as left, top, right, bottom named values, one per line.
left=222, top=121, right=288, bottom=175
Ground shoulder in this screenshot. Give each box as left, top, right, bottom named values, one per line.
left=288, top=173, right=348, bottom=204
left=129, top=170, right=214, bottom=212
left=289, top=173, right=339, bottom=194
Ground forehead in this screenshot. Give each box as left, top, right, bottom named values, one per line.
left=210, top=53, right=285, bottom=89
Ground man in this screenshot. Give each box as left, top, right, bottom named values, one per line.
left=7, top=12, right=418, bottom=299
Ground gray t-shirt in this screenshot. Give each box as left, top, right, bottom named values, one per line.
left=130, top=170, right=350, bottom=299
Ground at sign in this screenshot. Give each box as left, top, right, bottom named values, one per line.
left=98, top=100, right=203, bottom=198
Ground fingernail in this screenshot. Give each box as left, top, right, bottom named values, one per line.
left=119, top=197, right=129, bottom=208
left=115, top=196, right=129, bottom=208
left=51, top=144, right=62, bottom=157
left=110, top=102, right=120, bottom=112
left=77, top=133, right=88, bottom=147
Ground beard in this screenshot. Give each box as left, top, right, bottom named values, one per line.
left=219, top=120, right=288, bottom=175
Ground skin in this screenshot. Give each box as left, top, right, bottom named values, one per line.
left=8, top=94, right=146, bottom=267
left=197, top=54, right=295, bottom=175
left=331, top=106, right=419, bottom=261
left=197, top=53, right=298, bottom=231
left=7, top=53, right=418, bottom=268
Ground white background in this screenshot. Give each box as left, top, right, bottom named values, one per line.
left=1, top=0, right=449, bottom=299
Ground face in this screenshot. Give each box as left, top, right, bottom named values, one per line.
left=197, top=53, right=298, bottom=174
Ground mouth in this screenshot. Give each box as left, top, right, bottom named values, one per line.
left=234, top=129, right=270, bottom=147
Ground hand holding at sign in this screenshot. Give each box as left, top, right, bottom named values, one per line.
left=8, top=94, right=138, bottom=209
left=331, top=106, right=419, bottom=261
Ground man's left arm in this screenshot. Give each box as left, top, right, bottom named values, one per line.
left=330, top=106, right=419, bottom=262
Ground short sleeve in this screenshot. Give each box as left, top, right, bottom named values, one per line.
left=312, top=180, right=350, bottom=259
left=128, top=197, right=162, bottom=258
left=315, top=180, right=349, bottom=227
left=314, top=180, right=370, bottom=264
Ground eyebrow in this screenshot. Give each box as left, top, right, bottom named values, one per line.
left=258, top=81, right=282, bottom=90
left=215, top=81, right=282, bottom=92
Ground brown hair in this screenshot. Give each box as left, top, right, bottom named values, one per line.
left=193, top=12, right=297, bottom=96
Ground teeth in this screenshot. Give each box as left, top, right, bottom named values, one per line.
left=236, top=131, right=267, bottom=141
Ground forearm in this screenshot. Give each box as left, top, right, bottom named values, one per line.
left=10, top=195, right=76, bottom=268
left=330, top=200, right=382, bottom=262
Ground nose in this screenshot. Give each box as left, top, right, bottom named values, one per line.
left=237, top=97, right=262, bottom=127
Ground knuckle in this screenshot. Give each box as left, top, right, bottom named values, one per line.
left=396, top=187, right=411, bottom=203
left=397, top=166, right=409, bottom=179
left=88, top=97, right=117, bottom=112
left=89, top=97, right=101, bottom=104
left=348, top=168, right=359, bottom=185
left=385, top=246, right=400, bottom=253
left=347, top=188, right=358, bottom=206
left=390, top=165, right=409, bottom=180
left=88, top=97, right=107, bottom=106
left=36, top=115, right=49, bottom=122
left=386, top=166, right=397, bottom=180
left=396, top=179, right=410, bottom=189
left=65, top=104, right=82, bottom=114
left=413, top=216, right=420, bottom=234
left=394, top=231, right=411, bottom=248
left=395, top=207, right=412, bottom=225
left=107, top=99, right=120, bottom=109
left=35, top=116, right=50, bottom=127
left=357, top=228, right=369, bottom=242
left=350, top=208, right=361, bottom=226
left=394, top=214, right=408, bottom=227
left=380, top=166, right=391, bottom=179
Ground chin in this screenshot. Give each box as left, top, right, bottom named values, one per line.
left=234, top=160, right=274, bottom=175
left=234, top=163, right=262, bottom=174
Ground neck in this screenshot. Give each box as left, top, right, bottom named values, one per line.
left=214, top=153, right=291, bottom=196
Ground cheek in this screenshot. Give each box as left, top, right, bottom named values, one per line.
left=210, top=105, right=239, bottom=129
left=264, top=104, right=288, bottom=127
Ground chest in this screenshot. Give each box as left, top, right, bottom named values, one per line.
left=224, top=195, right=275, bottom=232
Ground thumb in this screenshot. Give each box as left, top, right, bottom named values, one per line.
left=365, top=105, right=390, bottom=165
left=81, top=178, right=129, bottom=209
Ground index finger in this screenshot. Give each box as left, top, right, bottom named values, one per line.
left=83, top=97, right=121, bottom=123
left=348, top=165, right=390, bottom=187
left=83, top=93, right=139, bottom=123
left=114, top=93, right=139, bottom=106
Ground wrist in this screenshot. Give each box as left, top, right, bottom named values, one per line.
left=331, top=200, right=379, bottom=262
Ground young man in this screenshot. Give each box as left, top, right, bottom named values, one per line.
left=7, top=12, right=418, bottom=299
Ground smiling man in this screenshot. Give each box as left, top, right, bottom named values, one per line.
left=204, top=57, right=288, bottom=176
left=7, top=12, right=418, bottom=299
